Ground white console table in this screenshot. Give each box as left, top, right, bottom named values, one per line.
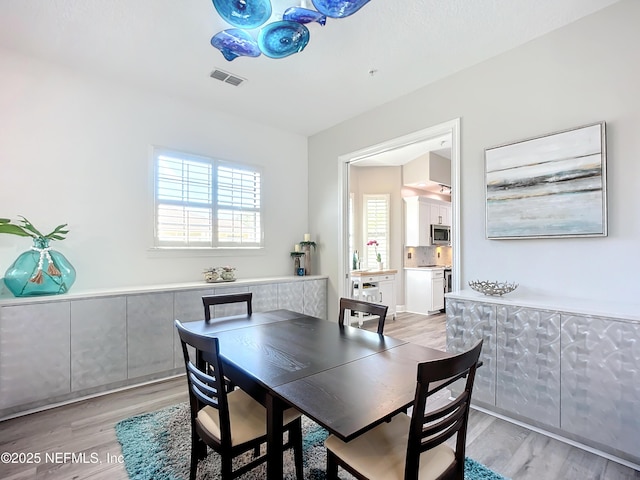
left=349, top=269, right=397, bottom=326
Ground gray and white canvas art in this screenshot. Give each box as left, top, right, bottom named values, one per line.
left=485, top=122, right=607, bottom=239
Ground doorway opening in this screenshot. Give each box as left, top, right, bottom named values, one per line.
left=338, top=118, right=461, bottom=309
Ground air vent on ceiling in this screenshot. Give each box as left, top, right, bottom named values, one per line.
left=210, top=68, right=246, bottom=87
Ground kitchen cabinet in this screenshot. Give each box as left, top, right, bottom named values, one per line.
left=405, top=268, right=444, bottom=314
left=404, top=196, right=451, bottom=246
left=350, top=270, right=397, bottom=326
left=430, top=202, right=450, bottom=226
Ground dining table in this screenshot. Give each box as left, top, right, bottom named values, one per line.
left=182, top=309, right=454, bottom=479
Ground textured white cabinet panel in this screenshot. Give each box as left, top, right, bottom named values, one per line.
left=561, top=314, right=640, bottom=460
left=127, top=292, right=174, bottom=379
left=212, top=286, right=250, bottom=317
left=277, top=282, right=304, bottom=313
left=496, top=306, right=560, bottom=427
left=446, top=298, right=497, bottom=405
left=70, top=297, right=127, bottom=391
left=174, top=288, right=214, bottom=322
left=173, top=288, right=212, bottom=368
left=303, top=278, right=327, bottom=319
left=0, top=302, right=71, bottom=408
left=250, top=284, right=278, bottom=313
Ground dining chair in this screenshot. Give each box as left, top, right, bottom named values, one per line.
left=175, top=319, right=304, bottom=480
left=338, top=297, right=389, bottom=334
left=325, top=339, right=484, bottom=480
left=203, top=292, right=253, bottom=322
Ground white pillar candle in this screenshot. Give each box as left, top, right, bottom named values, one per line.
left=304, top=233, right=311, bottom=242
left=294, top=244, right=300, bottom=252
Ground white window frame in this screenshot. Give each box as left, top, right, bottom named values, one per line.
left=362, top=194, right=389, bottom=268
left=152, top=147, right=263, bottom=249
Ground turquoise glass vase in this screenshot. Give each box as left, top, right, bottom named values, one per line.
left=3, top=237, right=76, bottom=297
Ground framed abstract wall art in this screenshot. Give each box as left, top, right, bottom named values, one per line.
left=485, top=122, right=607, bottom=239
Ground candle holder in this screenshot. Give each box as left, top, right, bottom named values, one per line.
left=299, top=240, right=316, bottom=275
left=290, top=251, right=306, bottom=276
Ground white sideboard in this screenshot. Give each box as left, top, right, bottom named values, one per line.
left=0, top=275, right=327, bottom=420
left=445, top=290, right=640, bottom=469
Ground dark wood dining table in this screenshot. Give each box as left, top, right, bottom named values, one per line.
left=182, top=309, right=453, bottom=479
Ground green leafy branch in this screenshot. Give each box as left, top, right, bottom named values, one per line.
left=0, top=216, right=69, bottom=241
left=299, top=241, right=316, bottom=250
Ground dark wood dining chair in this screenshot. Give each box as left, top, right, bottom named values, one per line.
left=175, top=319, right=304, bottom=480
left=203, top=292, right=253, bottom=322
left=325, top=339, right=484, bottom=480
left=338, top=297, right=389, bottom=334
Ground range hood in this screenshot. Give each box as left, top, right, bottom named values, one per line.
left=402, top=152, right=451, bottom=189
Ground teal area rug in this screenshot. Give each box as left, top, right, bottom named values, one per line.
left=115, top=402, right=509, bottom=480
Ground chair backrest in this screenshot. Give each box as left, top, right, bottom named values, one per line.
left=404, top=339, right=484, bottom=480
left=202, top=292, right=253, bottom=322
left=175, top=319, right=232, bottom=447
left=338, top=297, right=389, bottom=334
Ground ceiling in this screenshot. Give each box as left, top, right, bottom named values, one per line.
left=0, top=0, right=620, bottom=137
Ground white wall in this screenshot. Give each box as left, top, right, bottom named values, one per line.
left=0, top=48, right=309, bottom=293
left=309, top=0, right=640, bottom=314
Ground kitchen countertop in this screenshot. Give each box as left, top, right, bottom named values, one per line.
left=350, top=269, right=398, bottom=276
left=404, top=265, right=449, bottom=271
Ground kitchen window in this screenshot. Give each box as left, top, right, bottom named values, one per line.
left=363, top=194, right=389, bottom=268
left=153, top=147, right=262, bottom=248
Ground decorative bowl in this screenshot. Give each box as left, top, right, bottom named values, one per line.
left=468, top=280, right=518, bottom=296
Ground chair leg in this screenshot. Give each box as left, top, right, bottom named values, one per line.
left=221, top=455, right=233, bottom=480
left=291, top=418, right=304, bottom=480
left=326, top=450, right=339, bottom=480
left=190, top=434, right=204, bottom=480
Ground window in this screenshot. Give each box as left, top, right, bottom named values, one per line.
left=363, top=194, right=389, bottom=268
left=153, top=147, right=262, bottom=248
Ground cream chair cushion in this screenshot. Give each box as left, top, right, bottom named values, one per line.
left=325, top=412, right=455, bottom=480
left=197, top=389, right=301, bottom=446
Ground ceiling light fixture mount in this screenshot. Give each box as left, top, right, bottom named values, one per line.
left=210, top=0, right=371, bottom=61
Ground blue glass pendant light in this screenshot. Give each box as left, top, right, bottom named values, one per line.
left=212, top=0, right=272, bottom=29
left=258, top=20, right=310, bottom=58
left=312, top=0, right=370, bottom=18
left=209, top=0, right=371, bottom=61
left=283, top=7, right=327, bottom=25
left=211, top=29, right=262, bottom=60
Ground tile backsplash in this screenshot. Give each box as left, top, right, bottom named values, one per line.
left=404, top=246, right=452, bottom=267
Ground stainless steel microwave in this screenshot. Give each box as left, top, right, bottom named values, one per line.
left=430, top=224, right=451, bottom=245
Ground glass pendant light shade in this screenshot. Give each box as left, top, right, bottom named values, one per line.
left=311, top=0, right=370, bottom=18
left=258, top=20, right=310, bottom=58
left=211, top=29, right=262, bottom=60
left=212, top=0, right=272, bottom=29
left=283, top=7, right=327, bottom=25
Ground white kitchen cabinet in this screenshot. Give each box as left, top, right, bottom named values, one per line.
left=378, top=277, right=396, bottom=320
left=430, top=202, right=450, bottom=226
left=350, top=271, right=397, bottom=326
left=431, top=276, right=445, bottom=310
left=405, top=268, right=445, bottom=314
left=405, top=196, right=451, bottom=246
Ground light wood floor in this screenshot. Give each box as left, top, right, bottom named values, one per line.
left=1, top=312, right=638, bottom=480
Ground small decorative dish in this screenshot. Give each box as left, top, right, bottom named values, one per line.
left=468, top=280, right=518, bottom=296
left=203, top=266, right=236, bottom=283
